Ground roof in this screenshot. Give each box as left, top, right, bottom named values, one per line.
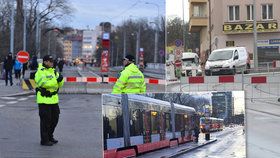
left=103, top=94, right=196, bottom=113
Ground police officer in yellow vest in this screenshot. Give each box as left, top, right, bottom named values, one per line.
left=35, top=55, right=64, bottom=146
left=112, top=55, right=146, bottom=93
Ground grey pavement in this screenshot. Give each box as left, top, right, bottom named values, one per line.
left=0, top=94, right=102, bottom=158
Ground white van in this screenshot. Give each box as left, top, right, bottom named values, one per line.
left=181, top=52, right=202, bottom=76
left=205, top=47, right=250, bottom=75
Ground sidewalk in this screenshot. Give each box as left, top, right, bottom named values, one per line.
left=138, top=139, right=217, bottom=158
left=0, top=72, right=33, bottom=97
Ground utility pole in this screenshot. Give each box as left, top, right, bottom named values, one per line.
left=208, top=0, right=212, bottom=53
left=136, top=25, right=141, bottom=65
left=10, top=0, right=15, bottom=55
left=123, top=30, right=126, bottom=59
left=253, top=0, right=258, bottom=68
left=23, top=7, right=27, bottom=51
left=35, top=13, right=41, bottom=58
left=121, top=94, right=131, bottom=147
left=182, top=0, right=186, bottom=51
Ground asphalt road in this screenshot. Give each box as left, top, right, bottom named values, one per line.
left=166, top=75, right=280, bottom=158
left=0, top=94, right=102, bottom=158
left=177, top=126, right=245, bottom=158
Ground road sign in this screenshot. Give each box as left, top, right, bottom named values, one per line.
left=159, top=50, right=165, bottom=56
left=16, top=51, right=29, bottom=63
left=175, top=39, right=183, bottom=47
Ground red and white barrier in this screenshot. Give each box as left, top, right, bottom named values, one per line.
left=63, top=77, right=166, bottom=85
left=64, top=77, right=102, bottom=83
left=181, top=75, right=274, bottom=84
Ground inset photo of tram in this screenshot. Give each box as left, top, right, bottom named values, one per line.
left=102, top=92, right=245, bottom=158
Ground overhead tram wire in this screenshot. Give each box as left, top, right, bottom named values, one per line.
left=109, top=0, right=141, bottom=21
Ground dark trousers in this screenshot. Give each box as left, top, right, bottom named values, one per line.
left=5, top=69, right=13, bottom=86
left=38, top=104, right=60, bottom=143
left=14, top=69, right=21, bottom=79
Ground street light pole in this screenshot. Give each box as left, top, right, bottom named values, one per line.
left=145, top=2, right=160, bottom=63
left=253, top=0, right=258, bottom=68
left=10, top=0, right=15, bottom=55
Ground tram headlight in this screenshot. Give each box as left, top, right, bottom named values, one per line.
left=151, top=111, right=158, bottom=116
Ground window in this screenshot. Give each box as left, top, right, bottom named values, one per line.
left=130, top=109, right=143, bottom=136
left=262, top=4, right=273, bottom=20
left=247, top=5, right=254, bottom=20
left=229, top=6, right=240, bottom=21
left=193, top=5, right=206, bottom=17
left=151, top=111, right=159, bottom=134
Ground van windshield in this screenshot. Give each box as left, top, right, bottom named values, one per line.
left=182, top=58, right=198, bottom=66
left=208, top=50, right=233, bottom=61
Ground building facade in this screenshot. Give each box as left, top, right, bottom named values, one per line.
left=189, top=0, right=280, bottom=65
left=63, top=30, right=83, bottom=62
left=211, top=92, right=233, bottom=124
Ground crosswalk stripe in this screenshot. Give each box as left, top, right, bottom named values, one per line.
left=6, top=101, right=18, bottom=104
left=18, top=98, right=28, bottom=101
left=0, top=97, right=17, bottom=100
left=0, top=105, right=6, bottom=108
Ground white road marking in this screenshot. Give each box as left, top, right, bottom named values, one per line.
left=0, top=97, right=17, bottom=100
left=18, top=98, right=28, bottom=101
left=0, top=105, right=6, bottom=108
left=6, top=101, right=18, bottom=104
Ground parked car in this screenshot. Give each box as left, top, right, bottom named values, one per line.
left=181, top=52, right=202, bottom=76
left=205, top=47, right=250, bottom=75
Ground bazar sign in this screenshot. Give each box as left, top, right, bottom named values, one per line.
left=223, top=21, right=278, bottom=33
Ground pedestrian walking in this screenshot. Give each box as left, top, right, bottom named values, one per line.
left=3, top=52, right=14, bottom=86
left=35, top=55, right=64, bottom=146
left=22, top=62, right=28, bottom=79
left=14, top=59, right=22, bottom=79
left=112, top=55, right=146, bottom=93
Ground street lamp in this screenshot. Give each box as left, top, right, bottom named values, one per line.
left=129, top=15, right=141, bottom=65
left=150, top=21, right=159, bottom=63
left=145, top=2, right=160, bottom=63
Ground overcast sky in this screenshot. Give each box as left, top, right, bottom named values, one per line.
left=166, top=0, right=189, bottom=20
left=67, top=0, right=165, bottom=29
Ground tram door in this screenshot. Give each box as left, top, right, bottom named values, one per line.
left=143, top=111, right=151, bottom=143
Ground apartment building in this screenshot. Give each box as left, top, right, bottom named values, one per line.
left=189, top=0, right=280, bottom=64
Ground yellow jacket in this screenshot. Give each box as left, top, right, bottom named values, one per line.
left=35, top=64, right=64, bottom=104
left=112, top=63, right=146, bottom=94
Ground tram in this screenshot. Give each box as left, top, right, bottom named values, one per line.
left=103, top=94, right=197, bottom=158
left=200, top=117, right=224, bottom=133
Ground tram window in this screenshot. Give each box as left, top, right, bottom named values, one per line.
left=130, top=109, right=143, bottom=136
left=103, top=106, right=123, bottom=138
left=165, top=113, right=171, bottom=132
left=175, top=114, right=184, bottom=132
left=151, top=111, right=160, bottom=134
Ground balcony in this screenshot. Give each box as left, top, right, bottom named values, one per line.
left=189, top=0, right=207, bottom=3
left=189, top=16, right=208, bottom=32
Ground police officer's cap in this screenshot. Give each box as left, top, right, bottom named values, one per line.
left=124, top=55, right=135, bottom=62
left=43, top=55, right=54, bottom=62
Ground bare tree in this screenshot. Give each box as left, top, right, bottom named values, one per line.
left=0, top=0, right=74, bottom=59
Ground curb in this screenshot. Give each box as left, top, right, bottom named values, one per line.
left=165, top=139, right=217, bottom=158
left=0, top=91, right=34, bottom=97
